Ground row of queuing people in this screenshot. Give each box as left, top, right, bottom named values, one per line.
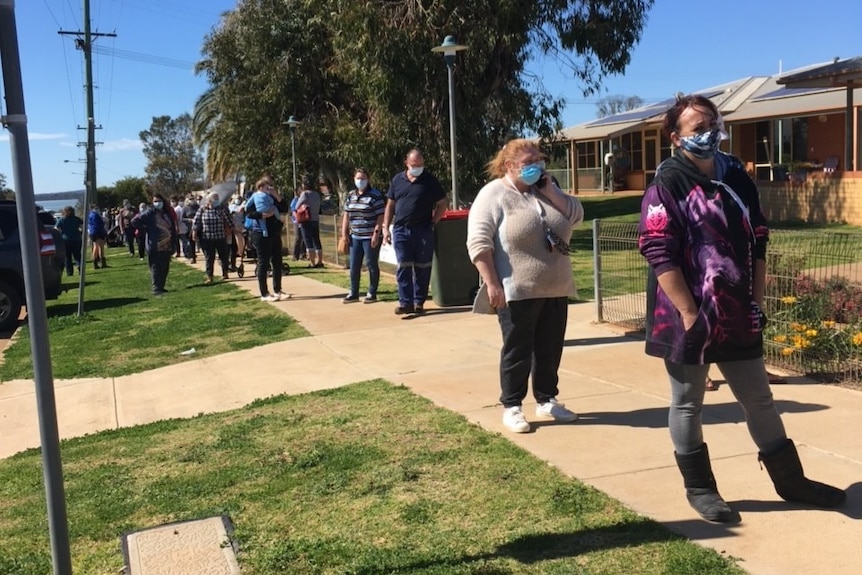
left=327, top=152, right=446, bottom=310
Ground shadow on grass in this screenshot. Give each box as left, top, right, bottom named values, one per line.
left=351, top=519, right=686, bottom=574
left=46, top=297, right=148, bottom=317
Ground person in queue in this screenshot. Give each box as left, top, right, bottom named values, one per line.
left=637, top=93, right=845, bottom=522
left=245, top=177, right=288, bottom=301
left=340, top=167, right=386, bottom=303
left=87, top=202, right=108, bottom=269
left=295, top=175, right=324, bottom=268
left=192, top=191, right=234, bottom=284
left=466, top=138, right=584, bottom=433
left=381, top=148, right=447, bottom=315
left=55, top=206, right=83, bottom=276
left=132, top=192, right=178, bottom=296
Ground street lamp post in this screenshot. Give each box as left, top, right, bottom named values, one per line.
left=282, top=116, right=301, bottom=191
left=432, top=35, right=468, bottom=210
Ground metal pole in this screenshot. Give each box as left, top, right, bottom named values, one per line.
left=593, top=219, right=603, bottom=323
left=76, top=0, right=97, bottom=316
left=445, top=56, right=458, bottom=209
left=846, top=82, right=854, bottom=172
left=290, top=129, right=297, bottom=191
left=0, top=1, right=72, bottom=573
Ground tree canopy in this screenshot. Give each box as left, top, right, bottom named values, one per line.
left=140, top=114, right=205, bottom=197
left=194, top=0, right=653, bottom=202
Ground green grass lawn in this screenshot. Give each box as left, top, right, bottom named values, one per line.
left=0, top=248, right=306, bottom=381
left=0, top=380, right=745, bottom=575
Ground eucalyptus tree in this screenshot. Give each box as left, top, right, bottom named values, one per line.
left=596, top=94, right=645, bottom=118
left=196, top=0, right=653, bottom=200
left=139, top=114, right=205, bottom=196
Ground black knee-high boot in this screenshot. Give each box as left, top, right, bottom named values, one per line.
left=675, top=443, right=734, bottom=522
left=758, top=438, right=846, bottom=508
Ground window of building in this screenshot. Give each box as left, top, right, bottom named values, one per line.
left=576, top=141, right=597, bottom=169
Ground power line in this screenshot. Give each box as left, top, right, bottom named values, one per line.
left=90, top=43, right=196, bottom=70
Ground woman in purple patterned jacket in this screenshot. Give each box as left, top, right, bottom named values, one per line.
left=638, top=94, right=844, bottom=523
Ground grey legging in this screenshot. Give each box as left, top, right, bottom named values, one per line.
left=665, top=357, right=787, bottom=455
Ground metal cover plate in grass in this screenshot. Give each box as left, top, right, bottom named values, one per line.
left=122, top=515, right=239, bottom=574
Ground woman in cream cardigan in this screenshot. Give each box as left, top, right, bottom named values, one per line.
left=467, top=138, right=584, bottom=434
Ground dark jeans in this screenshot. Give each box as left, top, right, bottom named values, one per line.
left=348, top=235, right=381, bottom=298
left=123, top=228, right=136, bottom=255
left=179, top=233, right=192, bottom=259
left=299, top=221, right=322, bottom=251
left=292, top=223, right=306, bottom=259
left=250, top=230, right=282, bottom=296
left=148, top=250, right=172, bottom=293
left=135, top=232, right=146, bottom=258
left=200, top=237, right=229, bottom=278
left=392, top=223, right=433, bottom=307
left=64, top=239, right=82, bottom=275
left=496, top=297, right=568, bottom=408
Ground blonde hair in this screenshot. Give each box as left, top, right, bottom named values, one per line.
left=486, top=139, right=543, bottom=179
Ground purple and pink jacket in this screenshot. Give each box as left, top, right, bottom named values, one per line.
left=638, top=152, right=769, bottom=365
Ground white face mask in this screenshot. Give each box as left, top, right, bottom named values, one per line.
left=407, top=166, right=424, bottom=177
left=354, top=178, right=368, bottom=190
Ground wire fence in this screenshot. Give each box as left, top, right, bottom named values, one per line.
left=594, top=220, right=862, bottom=383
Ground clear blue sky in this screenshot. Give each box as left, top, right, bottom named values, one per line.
left=2, top=0, right=860, bottom=196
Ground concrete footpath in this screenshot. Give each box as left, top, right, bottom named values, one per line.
left=1, top=265, right=860, bottom=574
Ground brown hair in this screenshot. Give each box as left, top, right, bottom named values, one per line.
left=485, top=139, right=543, bottom=179
left=255, top=177, right=271, bottom=190
left=662, top=94, right=719, bottom=140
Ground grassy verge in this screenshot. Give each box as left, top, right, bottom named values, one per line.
left=0, top=248, right=306, bottom=381
left=0, top=380, right=744, bottom=575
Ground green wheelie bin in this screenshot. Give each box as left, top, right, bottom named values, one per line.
left=430, top=209, right=479, bottom=306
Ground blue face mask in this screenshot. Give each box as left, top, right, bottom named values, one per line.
left=519, top=163, right=544, bottom=186
left=408, top=166, right=424, bottom=177
left=354, top=178, right=368, bottom=190
left=212, top=199, right=221, bottom=207
left=153, top=201, right=163, bottom=210
left=679, top=129, right=721, bottom=159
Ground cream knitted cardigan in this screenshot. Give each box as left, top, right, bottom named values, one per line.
left=466, top=177, right=583, bottom=306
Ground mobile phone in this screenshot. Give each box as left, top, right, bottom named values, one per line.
left=536, top=173, right=547, bottom=187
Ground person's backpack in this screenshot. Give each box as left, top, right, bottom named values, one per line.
left=295, top=204, right=311, bottom=223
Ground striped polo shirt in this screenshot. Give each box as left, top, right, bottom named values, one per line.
left=343, top=188, right=386, bottom=239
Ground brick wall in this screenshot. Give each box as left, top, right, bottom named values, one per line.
left=759, top=172, right=862, bottom=225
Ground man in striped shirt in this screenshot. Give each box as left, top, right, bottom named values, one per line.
left=340, top=168, right=386, bottom=303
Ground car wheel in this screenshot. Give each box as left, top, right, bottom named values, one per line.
left=0, top=280, right=23, bottom=332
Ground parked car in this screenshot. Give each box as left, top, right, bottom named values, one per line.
left=0, top=200, right=64, bottom=331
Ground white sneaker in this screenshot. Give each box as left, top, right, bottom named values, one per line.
left=277, top=291, right=292, bottom=300
left=535, top=398, right=578, bottom=423
left=502, top=406, right=530, bottom=433
left=261, top=294, right=279, bottom=302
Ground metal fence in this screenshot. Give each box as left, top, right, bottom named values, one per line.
left=594, top=220, right=862, bottom=383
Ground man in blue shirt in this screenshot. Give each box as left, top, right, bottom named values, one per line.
left=382, top=148, right=448, bottom=315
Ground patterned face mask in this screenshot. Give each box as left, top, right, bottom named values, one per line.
left=678, top=128, right=722, bottom=159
